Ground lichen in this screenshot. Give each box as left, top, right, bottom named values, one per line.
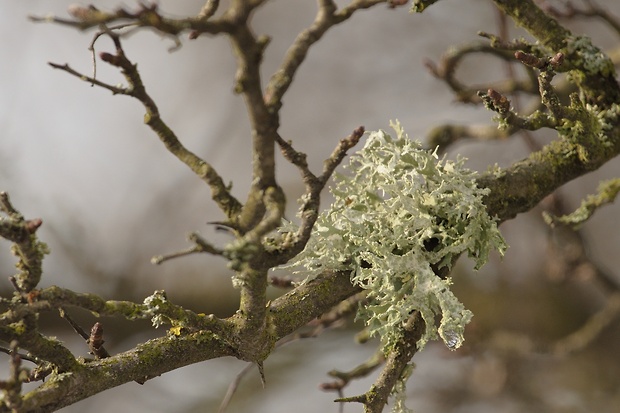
left=142, top=290, right=169, bottom=328
left=588, top=102, right=620, bottom=147
left=223, top=238, right=259, bottom=275
left=282, top=122, right=506, bottom=352
left=543, top=178, right=620, bottom=228
left=564, top=35, right=615, bottom=77
left=487, top=163, right=505, bottom=178
left=556, top=97, right=619, bottom=159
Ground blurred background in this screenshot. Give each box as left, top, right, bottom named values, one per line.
left=1, top=0, right=620, bottom=412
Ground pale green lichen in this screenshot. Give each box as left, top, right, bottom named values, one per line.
left=588, top=102, right=620, bottom=147
left=142, top=290, right=169, bottom=328
left=565, top=35, right=615, bottom=77
left=223, top=238, right=259, bottom=275
left=487, top=163, right=505, bottom=178
left=543, top=178, right=620, bottom=229
left=283, top=122, right=506, bottom=352
left=557, top=98, right=619, bottom=159
left=392, top=386, right=414, bottom=413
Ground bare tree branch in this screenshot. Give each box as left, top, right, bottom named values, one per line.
left=49, top=31, right=243, bottom=220
left=6, top=1, right=620, bottom=412
left=0, top=192, right=47, bottom=293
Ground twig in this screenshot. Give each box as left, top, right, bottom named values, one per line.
left=265, top=0, right=400, bottom=110
left=0, top=346, right=39, bottom=367
left=321, top=349, right=385, bottom=412
left=319, top=126, right=365, bottom=184
left=29, top=6, right=117, bottom=30
left=423, top=28, right=563, bottom=150
left=0, top=339, right=57, bottom=384
left=33, top=287, right=229, bottom=334
left=316, top=292, right=366, bottom=329
left=494, top=10, right=542, bottom=153
left=541, top=0, right=620, bottom=37
left=274, top=134, right=316, bottom=184
left=31, top=3, right=233, bottom=36
left=198, top=0, right=220, bottom=19
left=219, top=300, right=354, bottom=413
left=151, top=232, right=224, bottom=265
left=425, top=41, right=537, bottom=103
left=478, top=88, right=557, bottom=131
left=553, top=291, right=620, bottom=356
left=151, top=245, right=206, bottom=265
left=543, top=178, right=620, bottom=229
left=48, top=62, right=129, bottom=94
left=58, top=308, right=111, bottom=359
left=87, top=23, right=141, bottom=83
left=269, top=127, right=364, bottom=267
left=0, top=192, right=47, bottom=293
left=58, top=308, right=89, bottom=341
left=426, top=123, right=513, bottom=151
left=0, top=341, right=26, bottom=411
left=217, top=360, right=255, bottom=413
left=336, top=312, right=425, bottom=412
left=51, top=30, right=242, bottom=219
left=0, top=192, right=19, bottom=215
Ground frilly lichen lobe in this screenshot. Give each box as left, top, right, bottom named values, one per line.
left=282, top=122, right=506, bottom=351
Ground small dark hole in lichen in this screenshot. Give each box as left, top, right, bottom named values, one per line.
left=423, top=236, right=440, bottom=252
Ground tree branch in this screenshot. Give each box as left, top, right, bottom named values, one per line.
left=15, top=331, right=237, bottom=413
left=479, top=124, right=620, bottom=223
left=269, top=270, right=361, bottom=339
left=269, top=126, right=365, bottom=267
left=49, top=31, right=243, bottom=219
left=492, top=0, right=620, bottom=106
left=31, top=4, right=235, bottom=36
left=14, top=2, right=620, bottom=412
left=337, top=312, right=425, bottom=412
left=265, top=0, right=400, bottom=112
left=0, top=192, right=48, bottom=293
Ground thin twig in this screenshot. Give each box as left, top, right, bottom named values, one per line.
left=321, top=350, right=385, bottom=394
left=59, top=308, right=111, bottom=359
left=31, top=4, right=233, bottom=35
left=541, top=0, right=620, bottom=36
left=0, top=346, right=39, bottom=365
left=198, top=0, right=220, bottom=19
left=265, top=0, right=397, bottom=110
left=495, top=8, right=541, bottom=152
left=425, top=41, right=536, bottom=103
left=553, top=291, right=620, bottom=356
left=218, top=303, right=352, bottom=413
left=48, top=62, right=129, bottom=94
left=0, top=192, right=47, bottom=293
left=269, top=127, right=364, bottom=267
left=58, top=308, right=89, bottom=341
left=0, top=341, right=25, bottom=411
left=53, top=29, right=243, bottom=218
left=336, top=312, right=425, bottom=412
left=152, top=232, right=224, bottom=265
